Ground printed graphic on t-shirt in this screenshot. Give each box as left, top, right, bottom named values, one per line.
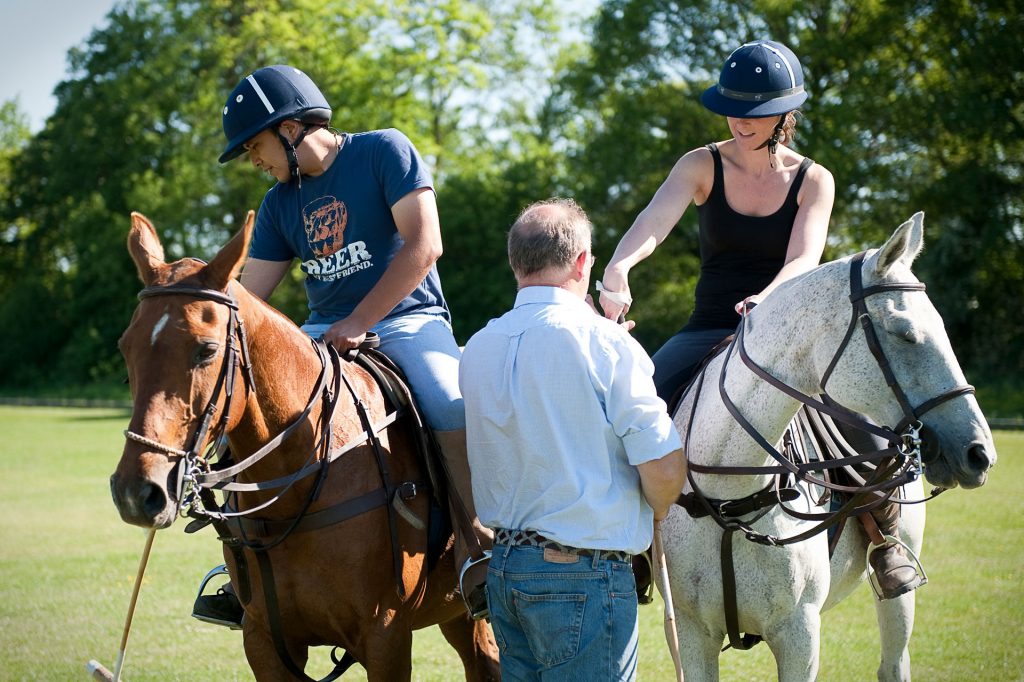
left=303, top=196, right=349, bottom=257
left=300, top=195, right=374, bottom=281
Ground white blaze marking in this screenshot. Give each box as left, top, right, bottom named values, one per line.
left=151, top=313, right=169, bottom=346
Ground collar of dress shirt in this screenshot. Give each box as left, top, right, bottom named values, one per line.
left=513, top=285, right=588, bottom=309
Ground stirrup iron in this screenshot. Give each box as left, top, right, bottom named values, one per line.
left=194, top=563, right=230, bottom=600
left=865, top=534, right=927, bottom=601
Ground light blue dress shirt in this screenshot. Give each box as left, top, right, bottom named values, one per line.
left=459, top=286, right=682, bottom=555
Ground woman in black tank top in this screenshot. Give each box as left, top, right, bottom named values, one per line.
left=597, top=41, right=926, bottom=600
left=597, top=39, right=835, bottom=404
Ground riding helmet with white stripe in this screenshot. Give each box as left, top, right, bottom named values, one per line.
left=219, top=65, right=332, bottom=164
left=701, top=40, right=807, bottom=118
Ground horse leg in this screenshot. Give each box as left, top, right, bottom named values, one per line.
left=874, top=590, right=915, bottom=681
left=763, top=606, right=820, bottom=682
left=242, top=625, right=310, bottom=682
left=875, top=482, right=923, bottom=681
left=675, top=612, right=724, bottom=682
left=438, top=615, right=501, bottom=681
left=362, top=621, right=413, bottom=682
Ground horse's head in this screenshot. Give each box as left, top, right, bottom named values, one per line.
left=110, top=211, right=255, bottom=528
left=821, top=212, right=996, bottom=490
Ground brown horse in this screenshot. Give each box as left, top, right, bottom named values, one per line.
left=110, top=211, right=500, bottom=681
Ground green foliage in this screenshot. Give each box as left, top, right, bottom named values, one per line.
left=1, top=0, right=1019, bottom=398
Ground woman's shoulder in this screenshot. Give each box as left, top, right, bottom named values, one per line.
left=672, top=145, right=717, bottom=178
left=800, top=156, right=834, bottom=190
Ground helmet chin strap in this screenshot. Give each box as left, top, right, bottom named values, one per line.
left=276, top=123, right=316, bottom=188
left=755, top=115, right=787, bottom=168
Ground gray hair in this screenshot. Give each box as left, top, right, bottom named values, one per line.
left=508, top=198, right=592, bottom=278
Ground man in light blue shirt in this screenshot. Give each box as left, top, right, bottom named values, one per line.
left=460, top=198, right=685, bottom=681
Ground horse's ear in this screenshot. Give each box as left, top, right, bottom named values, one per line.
left=127, top=212, right=166, bottom=286
left=867, top=211, right=925, bottom=278
left=204, top=210, right=255, bottom=291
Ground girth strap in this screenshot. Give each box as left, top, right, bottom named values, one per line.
left=677, top=484, right=800, bottom=520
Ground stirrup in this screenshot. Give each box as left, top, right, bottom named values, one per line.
left=194, top=564, right=230, bottom=600
left=459, top=552, right=492, bottom=619
left=865, top=534, right=927, bottom=601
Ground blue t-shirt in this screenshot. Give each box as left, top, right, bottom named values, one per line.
left=250, top=128, right=450, bottom=325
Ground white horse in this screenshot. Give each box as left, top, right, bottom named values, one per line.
left=661, top=213, right=996, bottom=681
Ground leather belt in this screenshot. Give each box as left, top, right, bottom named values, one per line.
left=494, top=528, right=632, bottom=563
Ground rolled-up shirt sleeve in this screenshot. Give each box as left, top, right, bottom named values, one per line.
left=598, top=328, right=683, bottom=466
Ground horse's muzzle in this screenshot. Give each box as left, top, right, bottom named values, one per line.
left=956, top=441, right=994, bottom=489
left=110, top=472, right=177, bottom=529
left=921, top=420, right=995, bottom=490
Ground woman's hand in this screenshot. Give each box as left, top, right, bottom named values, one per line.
left=586, top=294, right=636, bottom=331
left=596, top=270, right=633, bottom=323
left=734, top=294, right=762, bottom=315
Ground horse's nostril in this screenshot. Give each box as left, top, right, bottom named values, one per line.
left=140, top=482, right=167, bottom=518
left=967, top=444, right=991, bottom=474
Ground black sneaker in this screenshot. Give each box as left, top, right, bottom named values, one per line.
left=192, top=587, right=244, bottom=629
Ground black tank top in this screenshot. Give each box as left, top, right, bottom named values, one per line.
left=683, top=142, right=813, bottom=331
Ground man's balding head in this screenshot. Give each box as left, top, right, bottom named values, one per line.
left=508, top=199, right=592, bottom=283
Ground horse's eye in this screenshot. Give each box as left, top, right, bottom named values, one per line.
left=194, top=341, right=220, bottom=365
left=888, top=328, right=921, bottom=345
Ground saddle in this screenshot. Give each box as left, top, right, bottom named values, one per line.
left=348, top=345, right=452, bottom=570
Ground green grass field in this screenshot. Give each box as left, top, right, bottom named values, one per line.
left=0, top=406, right=1020, bottom=681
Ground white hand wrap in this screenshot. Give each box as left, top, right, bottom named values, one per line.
left=595, top=280, right=633, bottom=306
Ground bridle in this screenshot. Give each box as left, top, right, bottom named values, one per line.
left=680, top=251, right=977, bottom=653
left=681, top=251, right=976, bottom=543
left=123, top=283, right=257, bottom=512
left=122, top=282, right=396, bottom=524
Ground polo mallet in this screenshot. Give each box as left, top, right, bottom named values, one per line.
left=653, top=520, right=684, bottom=681
left=86, top=528, right=157, bottom=681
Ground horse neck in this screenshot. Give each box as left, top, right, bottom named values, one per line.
left=688, top=264, right=845, bottom=499
left=228, top=292, right=327, bottom=479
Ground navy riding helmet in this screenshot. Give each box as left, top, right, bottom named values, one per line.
left=219, top=65, right=332, bottom=164
left=700, top=40, right=807, bottom=119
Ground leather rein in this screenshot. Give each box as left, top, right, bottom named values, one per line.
left=679, top=252, right=975, bottom=546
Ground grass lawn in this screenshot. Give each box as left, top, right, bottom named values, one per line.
left=0, top=406, right=1020, bottom=681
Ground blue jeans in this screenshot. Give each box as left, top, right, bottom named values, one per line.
left=300, top=312, right=465, bottom=431
left=486, top=543, right=639, bottom=681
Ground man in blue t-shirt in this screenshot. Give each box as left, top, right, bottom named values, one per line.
left=191, top=65, right=492, bottom=627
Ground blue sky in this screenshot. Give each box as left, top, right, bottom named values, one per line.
left=0, top=0, right=119, bottom=131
